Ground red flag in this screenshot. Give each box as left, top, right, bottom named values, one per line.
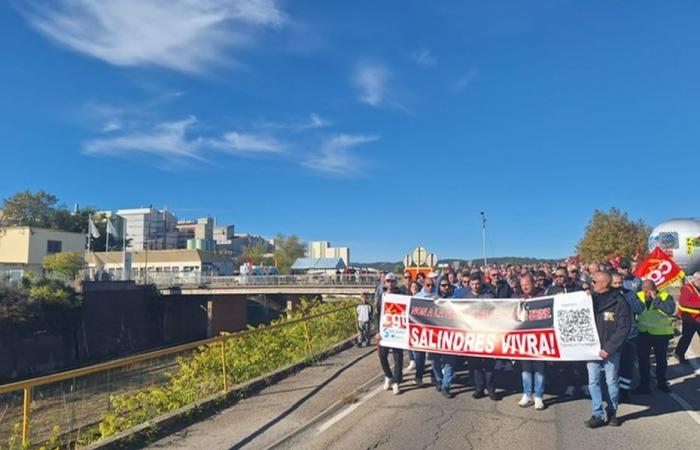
left=634, top=246, right=685, bottom=289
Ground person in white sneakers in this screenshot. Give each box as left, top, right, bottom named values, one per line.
left=516, top=274, right=546, bottom=410
left=376, top=273, right=403, bottom=395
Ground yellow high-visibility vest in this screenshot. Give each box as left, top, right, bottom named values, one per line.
left=637, top=291, right=673, bottom=335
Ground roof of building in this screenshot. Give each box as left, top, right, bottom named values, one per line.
left=0, top=226, right=84, bottom=236
left=291, top=257, right=347, bottom=270
left=86, top=249, right=233, bottom=266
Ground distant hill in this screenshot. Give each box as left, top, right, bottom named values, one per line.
left=353, top=257, right=563, bottom=273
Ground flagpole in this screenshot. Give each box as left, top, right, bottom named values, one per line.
left=88, top=214, right=92, bottom=253
left=106, top=218, right=110, bottom=253
left=122, top=219, right=127, bottom=280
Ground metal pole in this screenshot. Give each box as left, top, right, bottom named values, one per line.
left=22, top=387, right=31, bottom=447
left=220, top=340, right=228, bottom=392
left=480, top=212, right=488, bottom=267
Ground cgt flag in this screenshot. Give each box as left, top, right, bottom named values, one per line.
left=634, top=246, right=685, bottom=289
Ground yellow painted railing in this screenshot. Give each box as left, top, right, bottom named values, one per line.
left=0, top=303, right=357, bottom=448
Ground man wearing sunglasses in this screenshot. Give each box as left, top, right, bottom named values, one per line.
left=428, top=279, right=459, bottom=398
left=489, top=270, right=513, bottom=299
left=460, top=273, right=501, bottom=401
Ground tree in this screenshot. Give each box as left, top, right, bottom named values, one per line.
left=274, top=234, right=306, bottom=274
left=241, top=243, right=269, bottom=265
left=576, top=208, right=651, bottom=262
left=43, top=252, right=86, bottom=280
left=0, top=190, right=58, bottom=227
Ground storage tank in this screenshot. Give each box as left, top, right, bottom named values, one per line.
left=649, top=219, right=700, bottom=274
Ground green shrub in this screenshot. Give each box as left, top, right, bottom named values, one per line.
left=94, top=299, right=357, bottom=442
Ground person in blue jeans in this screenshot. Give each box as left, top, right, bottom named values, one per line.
left=516, top=275, right=546, bottom=409
left=585, top=271, right=631, bottom=428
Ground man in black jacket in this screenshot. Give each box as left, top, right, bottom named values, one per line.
left=489, top=269, right=513, bottom=298
left=585, top=271, right=631, bottom=429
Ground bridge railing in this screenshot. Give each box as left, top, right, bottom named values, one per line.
left=137, top=273, right=381, bottom=288
left=0, top=303, right=358, bottom=448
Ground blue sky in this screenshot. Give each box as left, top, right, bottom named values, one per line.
left=2, top=1, right=699, bottom=262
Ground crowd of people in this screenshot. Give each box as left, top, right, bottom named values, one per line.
left=355, top=260, right=700, bottom=429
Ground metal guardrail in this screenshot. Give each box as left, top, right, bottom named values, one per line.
left=136, top=273, right=381, bottom=288
left=0, top=304, right=357, bottom=448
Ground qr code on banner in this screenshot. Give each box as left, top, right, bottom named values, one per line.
left=557, top=308, right=597, bottom=344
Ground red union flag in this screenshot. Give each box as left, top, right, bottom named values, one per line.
left=634, top=246, right=685, bottom=289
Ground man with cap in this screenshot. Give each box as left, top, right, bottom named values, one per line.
left=375, top=272, right=404, bottom=395
left=618, top=259, right=642, bottom=293
left=675, top=271, right=700, bottom=364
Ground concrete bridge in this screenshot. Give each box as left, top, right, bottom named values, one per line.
left=136, top=274, right=380, bottom=337
left=143, top=273, right=380, bottom=296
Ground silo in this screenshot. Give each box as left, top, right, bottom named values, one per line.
left=649, top=219, right=700, bottom=274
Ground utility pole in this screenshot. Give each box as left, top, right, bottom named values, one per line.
left=480, top=211, right=488, bottom=267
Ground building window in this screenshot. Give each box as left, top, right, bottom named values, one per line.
left=47, top=240, right=62, bottom=254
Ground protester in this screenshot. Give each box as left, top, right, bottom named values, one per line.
left=618, top=259, right=642, bottom=293
left=432, top=279, right=458, bottom=398
left=534, top=270, right=550, bottom=291
left=585, top=271, right=631, bottom=428
left=409, top=281, right=421, bottom=296
left=546, top=267, right=577, bottom=295
left=460, top=273, right=501, bottom=401
left=611, top=273, right=644, bottom=402
left=634, top=279, right=675, bottom=394
left=542, top=266, right=582, bottom=397
left=489, top=268, right=513, bottom=298
left=356, top=295, right=373, bottom=347
left=375, top=273, right=404, bottom=395
left=675, top=271, right=700, bottom=364
left=516, top=274, right=546, bottom=410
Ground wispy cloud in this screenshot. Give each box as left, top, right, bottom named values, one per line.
left=353, top=63, right=389, bottom=107
left=454, top=69, right=479, bottom=92
left=84, top=116, right=206, bottom=163
left=21, top=0, right=285, bottom=73
left=303, top=134, right=379, bottom=176
left=84, top=116, right=204, bottom=163
left=84, top=115, right=289, bottom=167
left=209, top=131, right=286, bottom=154
left=411, top=48, right=437, bottom=67
left=256, top=113, right=332, bottom=132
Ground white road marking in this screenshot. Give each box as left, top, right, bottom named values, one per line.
left=316, top=384, right=385, bottom=434
left=668, top=348, right=700, bottom=425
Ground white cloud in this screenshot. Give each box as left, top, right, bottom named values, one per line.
left=84, top=115, right=290, bottom=167
left=101, top=118, right=122, bottom=132
left=210, top=131, right=285, bottom=153
left=454, top=69, right=478, bottom=92
left=21, top=0, right=285, bottom=73
left=84, top=116, right=204, bottom=162
left=256, top=113, right=332, bottom=132
left=303, top=134, right=379, bottom=176
left=353, top=63, right=389, bottom=107
left=411, top=48, right=437, bottom=67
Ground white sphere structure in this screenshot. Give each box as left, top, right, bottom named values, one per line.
left=648, top=219, right=700, bottom=274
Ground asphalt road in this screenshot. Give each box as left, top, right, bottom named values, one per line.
left=147, top=339, right=700, bottom=450
left=279, top=347, right=700, bottom=450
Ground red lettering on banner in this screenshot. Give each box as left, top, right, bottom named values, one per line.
left=408, top=324, right=560, bottom=359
